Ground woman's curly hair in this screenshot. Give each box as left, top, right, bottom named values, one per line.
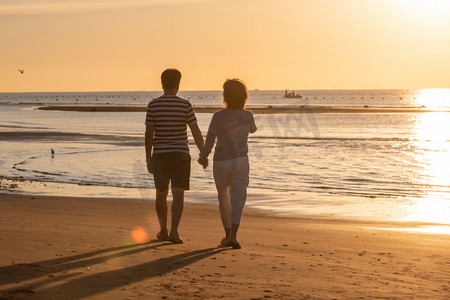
left=223, top=78, right=248, bottom=109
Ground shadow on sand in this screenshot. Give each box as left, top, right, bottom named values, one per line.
left=0, top=240, right=228, bottom=298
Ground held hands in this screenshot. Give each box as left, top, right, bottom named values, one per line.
left=197, top=154, right=208, bottom=169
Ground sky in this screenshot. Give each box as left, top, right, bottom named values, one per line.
left=1, top=0, right=450, bottom=92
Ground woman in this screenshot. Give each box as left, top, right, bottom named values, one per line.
left=198, top=79, right=257, bottom=249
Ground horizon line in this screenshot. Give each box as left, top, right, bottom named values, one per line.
left=1, top=88, right=450, bottom=94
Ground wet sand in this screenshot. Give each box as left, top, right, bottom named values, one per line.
left=0, top=193, right=449, bottom=299
left=36, top=105, right=450, bottom=114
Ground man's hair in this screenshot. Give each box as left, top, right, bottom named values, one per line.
left=223, top=78, right=248, bottom=109
left=161, top=68, right=182, bottom=89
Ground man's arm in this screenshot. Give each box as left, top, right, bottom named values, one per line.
left=189, top=123, right=208, bottom=169
left=145, top=124, right=155, bottom=173
left=188, top=123, right=204, bottom=153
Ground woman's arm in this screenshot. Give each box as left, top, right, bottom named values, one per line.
left=202, top=131, right=216, bottom=158
left=198, top=114, right=217, bottom=168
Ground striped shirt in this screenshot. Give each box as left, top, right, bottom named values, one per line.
left=145, top=95, right=197, bottom=154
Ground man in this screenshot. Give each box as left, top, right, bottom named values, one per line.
left=145, top=68, right=206, bottom=244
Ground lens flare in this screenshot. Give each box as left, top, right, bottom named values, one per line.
left=131, top=226, right=149, bottom=244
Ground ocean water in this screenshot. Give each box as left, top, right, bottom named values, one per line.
left=1, top=89, right=450, bottom=225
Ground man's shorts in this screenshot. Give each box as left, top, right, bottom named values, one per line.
left=152, top=152, right=191, bottom=190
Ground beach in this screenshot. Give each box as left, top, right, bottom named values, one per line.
left=3, top=0, right=450, bottom=296
left=1, top=192, right=449, bottom=299
left=1, top=89, right=450, bottom=298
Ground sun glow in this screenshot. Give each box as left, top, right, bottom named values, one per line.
left=403, top=112, right=450, bottom=224
left=415, top=89, right=450, bottom=110
left=398, top=0, right=450, bottom=20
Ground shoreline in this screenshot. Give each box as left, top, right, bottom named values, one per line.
left=2, top=189, right=450, bottom=231
left=1, top=193, right=449, bottom=299
left=1, top=177, right=450, bottom=233
left=36, top=105, right=450, bottom=114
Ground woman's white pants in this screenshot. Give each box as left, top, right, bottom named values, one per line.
left=213, top=156, right=249, bottom=228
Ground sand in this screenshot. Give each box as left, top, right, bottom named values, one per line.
left=36, top=105, right=450, bottom=114
left=0, top=193, right=449, bottom=299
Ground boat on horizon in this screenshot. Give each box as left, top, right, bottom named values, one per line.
left=284, top=90, right=302, bottom=98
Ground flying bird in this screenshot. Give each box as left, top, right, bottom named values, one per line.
left=18, top=70, right=24, bottom=74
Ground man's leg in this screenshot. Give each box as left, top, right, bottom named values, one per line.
left=155, top=188, right=169, bottom=234
left=166, top=152, right=190, bottom=243
left=170, top=187, right=185, bottom=234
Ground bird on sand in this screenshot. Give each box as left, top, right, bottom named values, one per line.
left=18, top=70, right=24, bottom=74
left=51, top=149, right=55, bottom=156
